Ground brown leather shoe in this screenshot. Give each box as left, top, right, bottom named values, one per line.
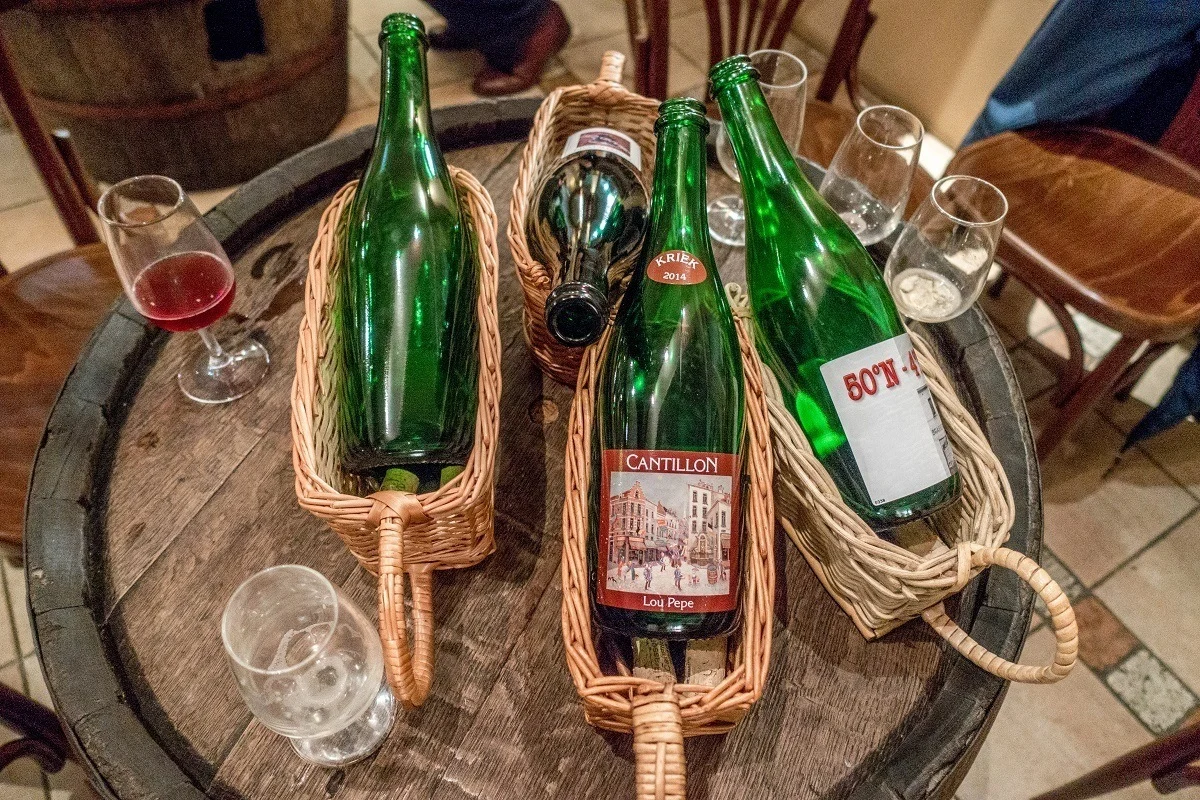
left=472, top=2, right=570, bottom=97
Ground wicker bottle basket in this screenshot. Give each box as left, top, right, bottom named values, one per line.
left=509, top=51, right=660, bottom=386
left=739, top=281, right=1078, bottom=684
left=561, top=286, right=776, bottom=800
left=291, top=169, right=501, bottom=707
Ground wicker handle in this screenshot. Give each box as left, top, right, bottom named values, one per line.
left=372, top=490, right=436, bottom=706
left=632, top=686, right=686, bottom=800
left=922, top=546, right=1078, bottom=684
left=597, top=50, right=626, bottom=85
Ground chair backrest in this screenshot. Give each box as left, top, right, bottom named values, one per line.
left=625, top=0, right=874, bottom=103
left=1158, top=68, right=1200, bottom=170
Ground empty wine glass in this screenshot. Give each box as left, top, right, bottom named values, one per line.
left=98, top=175, right=269, bottom=404
left=884, top=175, right=1008, bottom=323
left=820, top=104, right=923, bottom=245
left=222, top=565, right=396, bottom=767
left=708, top=49, right=807, bottom=247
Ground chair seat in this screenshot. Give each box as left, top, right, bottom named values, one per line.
left=949, top=126, right=1200, bottom=342
left=800, top=99, right=934, bottom=219
left=0, top=242, right=121, bottom=556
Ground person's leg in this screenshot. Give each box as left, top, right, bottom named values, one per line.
left=424, top=0, right=549, bottom=68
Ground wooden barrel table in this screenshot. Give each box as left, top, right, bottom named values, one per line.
left=25, top=97, right=1040, bottom=800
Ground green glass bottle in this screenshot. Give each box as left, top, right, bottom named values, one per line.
left=590, top=98, right=746, bottom=640
left=339, top=13, right=479, bottom=484
left=710, top=55, right=959, bottom=529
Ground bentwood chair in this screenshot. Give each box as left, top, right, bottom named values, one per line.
left=948, top=71, right=1200, bottom=459
left=623, top=0, right=933, bottom=212
left=0, top=14, right=122, bottom=564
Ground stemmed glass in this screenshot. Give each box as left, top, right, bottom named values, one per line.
left=222, top=565, right=396, bottom=767
left=98, top=175, right=269, bottom=404
left=819, top=104, right=923, bottom=245
left=884, top=175, right=1008, bottom=323
left=707, top=49, right=808, bottom=247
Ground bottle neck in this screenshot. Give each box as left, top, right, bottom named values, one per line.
left=645, top=122, right=712, bottom=259
left=373, top=33, right=434, bottom=166
left=716, top=78, right=813, bottom=197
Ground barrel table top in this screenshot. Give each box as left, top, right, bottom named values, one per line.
left=25, top=97, right=1040, bottom=800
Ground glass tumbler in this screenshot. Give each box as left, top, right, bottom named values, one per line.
left=820, top=104, right=924, bottom=245
left=884, top=175, right=1008, bottom=323
left=221, top=565, right=396, bottom=767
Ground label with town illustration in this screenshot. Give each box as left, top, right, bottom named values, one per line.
left=562, top=127, right=643, bottom=170
left=597, top=449, right=741, bottom=614
left=819, top=333, right=957, bottom=506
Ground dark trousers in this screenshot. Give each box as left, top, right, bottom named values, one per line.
left=425, top=0, right=552, bottom=71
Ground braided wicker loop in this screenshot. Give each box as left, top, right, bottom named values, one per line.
left=632, top=686, right=685, bottom=800
left=560, top=284, right=775, bottom=800
left=734, top=281, right=1076, bottom=684
left=922, top=547, right=1078, bottom=684
left=508, top=51, right=660, bottom=385
left=291, top=169, right=502, bottom=706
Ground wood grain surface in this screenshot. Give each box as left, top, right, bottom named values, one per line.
left=27, top=100, right=1039, bottom=800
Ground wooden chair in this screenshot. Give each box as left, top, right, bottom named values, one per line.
left=0, top=19, right=122, bottom=563
left=623, top=0, right=933, bottom=209
left=1032, top=719, right=1200, bottom=799
left=947, top=71, right=1200, bottom=460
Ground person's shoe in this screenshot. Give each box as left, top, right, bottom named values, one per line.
left=427, top=24, right=473, bottom=51
left=471, top=1, right=570, bottom=97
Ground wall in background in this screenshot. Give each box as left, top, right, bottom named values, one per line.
left=794, top=0, right=1056, bottom=145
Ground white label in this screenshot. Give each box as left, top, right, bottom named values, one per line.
left=562, top=127, right=642, bottom=170
left=819, top=334, right=956, bottom=506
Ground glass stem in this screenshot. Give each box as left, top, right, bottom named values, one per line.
left=197, top=326, right=233, bottom=369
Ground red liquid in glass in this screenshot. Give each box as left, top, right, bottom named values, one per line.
left=133, top=251, right=236, bottom=332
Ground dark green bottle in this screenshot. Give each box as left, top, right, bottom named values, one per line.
left=590, top=98, right=745, bottom=640
left=711, top=55, right=958, bottom=529
left=339, top=13, right=479, bottom=483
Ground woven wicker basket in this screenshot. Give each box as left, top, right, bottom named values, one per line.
left=291, top=170, right=501, bottom=707
left=741, top=282, right=1077, bottom=684
left=509, top=51, right=659, bottom=386
left=561, top=286, right=775, bottom=800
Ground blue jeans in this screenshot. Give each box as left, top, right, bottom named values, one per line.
left=425, top=0, right=553, bottom=72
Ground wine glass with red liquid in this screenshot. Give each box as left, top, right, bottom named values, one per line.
left=98, top=175, right=269, bottom=403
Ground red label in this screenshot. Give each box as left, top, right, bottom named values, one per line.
left=647, top=250, right=707, bottom=285
left=598, top=449, right=741, bottom=614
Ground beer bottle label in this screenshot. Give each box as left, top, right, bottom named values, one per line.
left=597, top=449, right=740, bottom=614
left=562, top=127, right=643, bottom=170
left=819, top=333, right=956, bottom=506
left=647, top=249, right=708, bottom=286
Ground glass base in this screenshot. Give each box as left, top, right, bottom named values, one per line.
left=707, top=194, right=745, bottom=247
left=288, top=683, right=396, bottom=768
left=178, top=337, right=270, bottom=404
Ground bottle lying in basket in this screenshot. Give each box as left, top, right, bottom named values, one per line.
left=590, top=98, right=746, bottom=640
left=525, top=127, right=649, bottom=347
left=710, top=54, right=960, bottom=530
left=339, top=13, right=479, bottom=490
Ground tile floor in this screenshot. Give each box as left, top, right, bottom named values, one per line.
left=2, top=0, right=1199, bottom=798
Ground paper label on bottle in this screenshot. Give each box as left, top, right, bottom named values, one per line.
left=562, top=127, right=643, bottom=170
left=819, top=334, right=957, bottom=506
left=647, top=250, right=707, bottom=285
left=597, top=449, right=740, bottom=614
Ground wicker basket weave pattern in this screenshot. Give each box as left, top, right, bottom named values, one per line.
left=508, top=51, right=660, bottom=385
left=744, top=281, right=1078, bottom=685
left=561, top=285, right=776, bottom=799
left=292, top=168, right=501, bottom=706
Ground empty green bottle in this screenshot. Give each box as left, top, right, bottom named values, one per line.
left=590, top=98, right=746, bottom=640
left=339, top=13, right=479, bottom=485
left=710, top=55, right=959, bottom=529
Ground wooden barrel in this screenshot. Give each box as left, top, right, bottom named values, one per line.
left=24, top=98, right=1042, bottom=799
left=0, top=0, right=348, bottom=189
